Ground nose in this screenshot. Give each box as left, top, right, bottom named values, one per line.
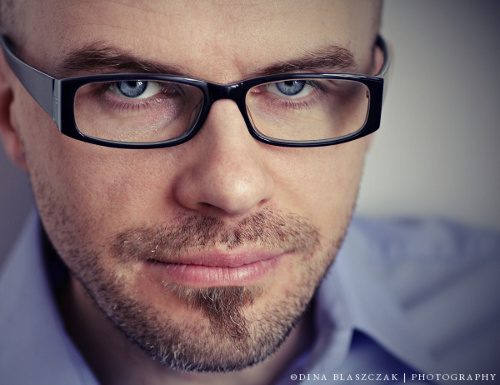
left=172, top=99, right=275, bottom=217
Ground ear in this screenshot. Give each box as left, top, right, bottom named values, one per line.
left=373, top=42, right=385, bottom=75
left=0, top=49, right=28, bottom=171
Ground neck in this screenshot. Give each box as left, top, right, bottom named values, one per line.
left=59, top=278, right=315, bottom=385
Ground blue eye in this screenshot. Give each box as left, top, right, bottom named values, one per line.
left=109, top=81, right=164, bottom=99
left=266, top=80, right=316, bottom=99
left=117, top=81, right=148, bottom=98
left=275, top=80, right=306, bottom=96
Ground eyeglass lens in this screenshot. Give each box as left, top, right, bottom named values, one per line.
left=74, top=78, right=370, bottom=143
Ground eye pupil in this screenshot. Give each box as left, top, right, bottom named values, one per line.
left=118, top=81, right=147, bottom=98
left=276, top=80, right=306, bottom=96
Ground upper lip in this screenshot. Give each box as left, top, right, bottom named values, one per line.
left=147, top=249, right=284, bottom=268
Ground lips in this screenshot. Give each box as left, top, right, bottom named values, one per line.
left=144, top=250, right=285, bottom=287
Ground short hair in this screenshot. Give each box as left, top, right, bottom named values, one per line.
left=0, top=0, right=13, bottom=34
left=1, top=0, right=30, bottom=42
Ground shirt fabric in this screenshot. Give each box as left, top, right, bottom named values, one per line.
left=1, top=212, right=499, bottom=385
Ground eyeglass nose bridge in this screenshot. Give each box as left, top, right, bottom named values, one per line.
left=190, top=81, right=252, bottom=137
left=205, top=81, right=248, bottom=105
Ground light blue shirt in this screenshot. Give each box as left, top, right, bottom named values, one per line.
left=1, top=213, right=499, bottom=384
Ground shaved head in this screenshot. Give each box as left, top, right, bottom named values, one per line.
left=0, top=0, right=383, bottom=44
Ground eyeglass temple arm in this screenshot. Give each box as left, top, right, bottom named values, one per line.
left=375, top=35, right=391, bottom=103
left=0, top=34, right=391, bottom=122
left=0, top=36, right=56, bottom=120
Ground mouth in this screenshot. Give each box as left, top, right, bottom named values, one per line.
left=144, top=250, right=285, bottom=288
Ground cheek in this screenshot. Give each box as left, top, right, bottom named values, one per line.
left=49, top=149, right=175, bottom=233
left=274, top=139, right=368, bottom=235
left=17, top=103, right=174, bottom=250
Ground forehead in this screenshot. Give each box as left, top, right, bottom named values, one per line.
left=21, top=0, right=377, bottom=81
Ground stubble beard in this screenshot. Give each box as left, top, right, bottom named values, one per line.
left=43, top=202, right=348, bottom=372
left=65, top=208, right=349, bottom=373
left=22, top=106, right=359, bottom=373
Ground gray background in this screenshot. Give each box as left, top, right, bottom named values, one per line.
left=1, top=0, right=500, bottom=267
left=359, top=0, right=500, bottom=231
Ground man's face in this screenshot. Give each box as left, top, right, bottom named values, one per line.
left=4, top=0, right=379, bottom=372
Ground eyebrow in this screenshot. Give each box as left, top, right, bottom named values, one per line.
left=252, top=45, right=356, bottom=77
left=57, top=42, right=357, bottom=79
left=57, top=43, right=185, bottom=77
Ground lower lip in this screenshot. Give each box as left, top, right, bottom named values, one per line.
left=144, top=255, right=283, bottom=287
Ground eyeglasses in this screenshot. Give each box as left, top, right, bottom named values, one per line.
left=0, top=35, right=390, bottom=149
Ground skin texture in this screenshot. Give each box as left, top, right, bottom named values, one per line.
left=0, top=1, right=383, bottom=384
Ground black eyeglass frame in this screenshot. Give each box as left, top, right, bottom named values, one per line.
left=0, top=35, right=390, bottom=149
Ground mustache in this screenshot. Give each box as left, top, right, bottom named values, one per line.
left=111, top=208, right=320, bottom=263
left=109, top=208, right=320, bottom=343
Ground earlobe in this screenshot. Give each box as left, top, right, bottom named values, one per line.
left=0, top=53, right=28, bottom=171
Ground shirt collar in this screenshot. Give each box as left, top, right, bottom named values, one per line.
left=307, top=216, right=436, bottom=374
left=0, top=212, right=99, bottom=385
left=1, top=213, right=436, bottom=383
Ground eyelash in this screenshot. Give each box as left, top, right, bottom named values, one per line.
left=91, top=83, right=167, bottom=112
left=264, top=81, right=326, bottom=110
left=105, top=97, right=164, bottom=112
left=88, top=79, right=329, bottom=114
left=276, top=98, right=314, bottom=111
